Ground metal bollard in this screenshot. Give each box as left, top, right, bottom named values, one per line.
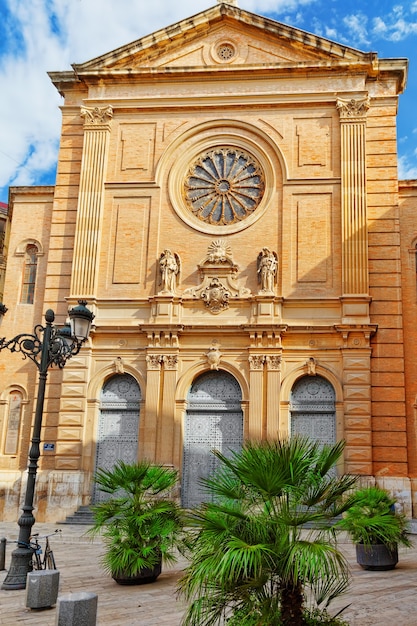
left=0, top=538, right=6, bottom=571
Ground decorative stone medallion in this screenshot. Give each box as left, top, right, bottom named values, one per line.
left=184, top=147, right=265, bottom=226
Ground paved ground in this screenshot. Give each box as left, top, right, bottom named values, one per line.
left=1, top=521, right=417, bottom=625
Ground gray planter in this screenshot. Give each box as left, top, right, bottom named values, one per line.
left=356, top=543, right=398, bottom=571
left=112, top=560, right=162, bottom=585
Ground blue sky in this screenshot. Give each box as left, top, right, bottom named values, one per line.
left=1, top=0, right=417, bottom=204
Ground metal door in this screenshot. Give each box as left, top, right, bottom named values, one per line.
left=93, top=374, right=141, bottom=503
left=290, top=376, right=336, bottom=445
left=182, top=371, right=243, bottom=508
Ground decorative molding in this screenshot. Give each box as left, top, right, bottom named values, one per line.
left=113, top=357, right=125, bottom=374
left=201, top=278, right=230, bottom=314
left=249, top=355, right=265, bottom=370
left=266, top=355, right=281, bottom=371
left=146, top=354, right=162, bottom=370
left=336, top=97, right=370, bottom=121
left=80, top=105, right=113, bottom=128
left=203, top=239, right=234, bottom=265
left=163, top=355, right=178, bottom=370
left=206, top=346, right=222, bottom=370
left=184, top=240, right=251, bottom=309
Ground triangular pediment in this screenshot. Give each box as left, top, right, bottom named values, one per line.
left=71, top=3, right=376, bottom=76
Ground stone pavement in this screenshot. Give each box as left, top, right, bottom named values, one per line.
left=1, top=521, right=417, bottom=625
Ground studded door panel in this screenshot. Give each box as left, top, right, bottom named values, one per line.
left=93, top=374, right=141, bottom=503
left=182, top=371, right=243, bottom=508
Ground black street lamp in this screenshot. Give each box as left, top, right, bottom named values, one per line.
left=0, top=300, right=94, bottom=590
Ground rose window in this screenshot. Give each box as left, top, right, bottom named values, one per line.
left=184, top=148, right=265, bottom=225
left=217, top=44, right=235, bottom=61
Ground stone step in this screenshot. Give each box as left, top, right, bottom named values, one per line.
left=58, top=506, right=95, bottom=525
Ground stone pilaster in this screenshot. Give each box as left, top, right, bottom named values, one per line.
left=248, top=355, right=264, bottom=439
left=156, top=355, right=178, bottom=464
left=337, top=97, right=370, bottom=320
left=70, top=105, right=113, bottom=297
left=265, top=354, right=282, bottom=440
left=142, top=354, right=162, bottom=459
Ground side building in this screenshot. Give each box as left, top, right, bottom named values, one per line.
left=1, top=2, right=417, bottom=521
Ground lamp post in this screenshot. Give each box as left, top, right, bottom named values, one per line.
left=0, top=300, right=94, bottom=590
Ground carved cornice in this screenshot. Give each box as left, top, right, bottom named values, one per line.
left=81, top=105, right=113, bottom=129
left=336, top=97, right=370, bottom=121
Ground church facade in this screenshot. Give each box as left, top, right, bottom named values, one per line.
left=1, top=2, right=417, bottom=521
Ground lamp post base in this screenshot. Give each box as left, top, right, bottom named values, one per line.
left=1, top=546, right=33, bottom=590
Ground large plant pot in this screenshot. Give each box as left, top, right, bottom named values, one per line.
left=112, top=561, right=162, bottom=585
left=356, top=543, right=398, bottom=571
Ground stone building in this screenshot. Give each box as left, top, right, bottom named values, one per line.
left=1, top=2, right=417, bottom=521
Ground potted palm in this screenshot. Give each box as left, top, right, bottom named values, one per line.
left=89, top=460, right=184, bottom=585
left=337, top=485, right=411, bottom=570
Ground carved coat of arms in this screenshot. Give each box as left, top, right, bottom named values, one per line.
left=201, top=278, right=230, bottom=314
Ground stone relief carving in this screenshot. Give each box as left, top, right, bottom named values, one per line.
left=306, top=357, right=317, bottom=375
left=158, top=249, right=180, bottom=294
left=114, top=356, right=125, bottom=374
left=257, top=247, right=278, bottom=294
left=163, top=355, right=178, bottom=370
left=336, top=97, right=370, bottom=120
left=183, top=240, right=251, bottom=313
left=206, top=346, right=222, bottom=370
left=249, top=355, right=265, bottom=370
left=201, top=278, right=230, bottom=314
left=146, top=354, right=162, bottom=370
left=266, top=355, right=282, bottom=371
left=80, top=105, right=113, bottom=126
left=205, top=239, right=234, bottom=264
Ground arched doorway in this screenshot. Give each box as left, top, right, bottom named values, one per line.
left=93, top=374, right=141, bottom=503
left=290, top=375, right=336, bottom=446
left=182, top=370, right=243, bottom=508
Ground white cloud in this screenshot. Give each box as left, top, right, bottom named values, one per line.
left=1, top=0, right=417, bottom=203
left=342, top=14, right=370, bottom=46
left=398, top=155, right=417, bottom=180
left=371, top=7, right=417, bottom=42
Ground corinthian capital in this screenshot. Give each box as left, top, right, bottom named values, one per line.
left=336, top=97, right=370, bottom=120
left=81, top=105, right=113, bottom=127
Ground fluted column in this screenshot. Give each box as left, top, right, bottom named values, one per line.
left=337, top=96, right=369, bottom=296
left=248, top=355, right=264, bottom=439
left=142, top=354, right=162, bottom=459
left=70, top=105, right=113, bottom=297
left=265, top=355, right=281, bottom=440
left=156, top=355, right=178, bottom=465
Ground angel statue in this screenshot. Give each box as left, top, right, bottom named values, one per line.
left=257, top=247, right=278, bottom=293
left=159, top=249, right=180, bottom=293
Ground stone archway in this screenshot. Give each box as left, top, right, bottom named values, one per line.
left=93, top=374, right=141, bottom=503
left=290, top=375, right=336, bottom=446
left=182, top=370, right=243, bottom=508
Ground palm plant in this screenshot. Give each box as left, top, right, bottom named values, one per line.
left=336, top=485, right=411, bottom=547
left=178, top=437, right=358, bottom=626
left=88, top=460, right=184, bottom=583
